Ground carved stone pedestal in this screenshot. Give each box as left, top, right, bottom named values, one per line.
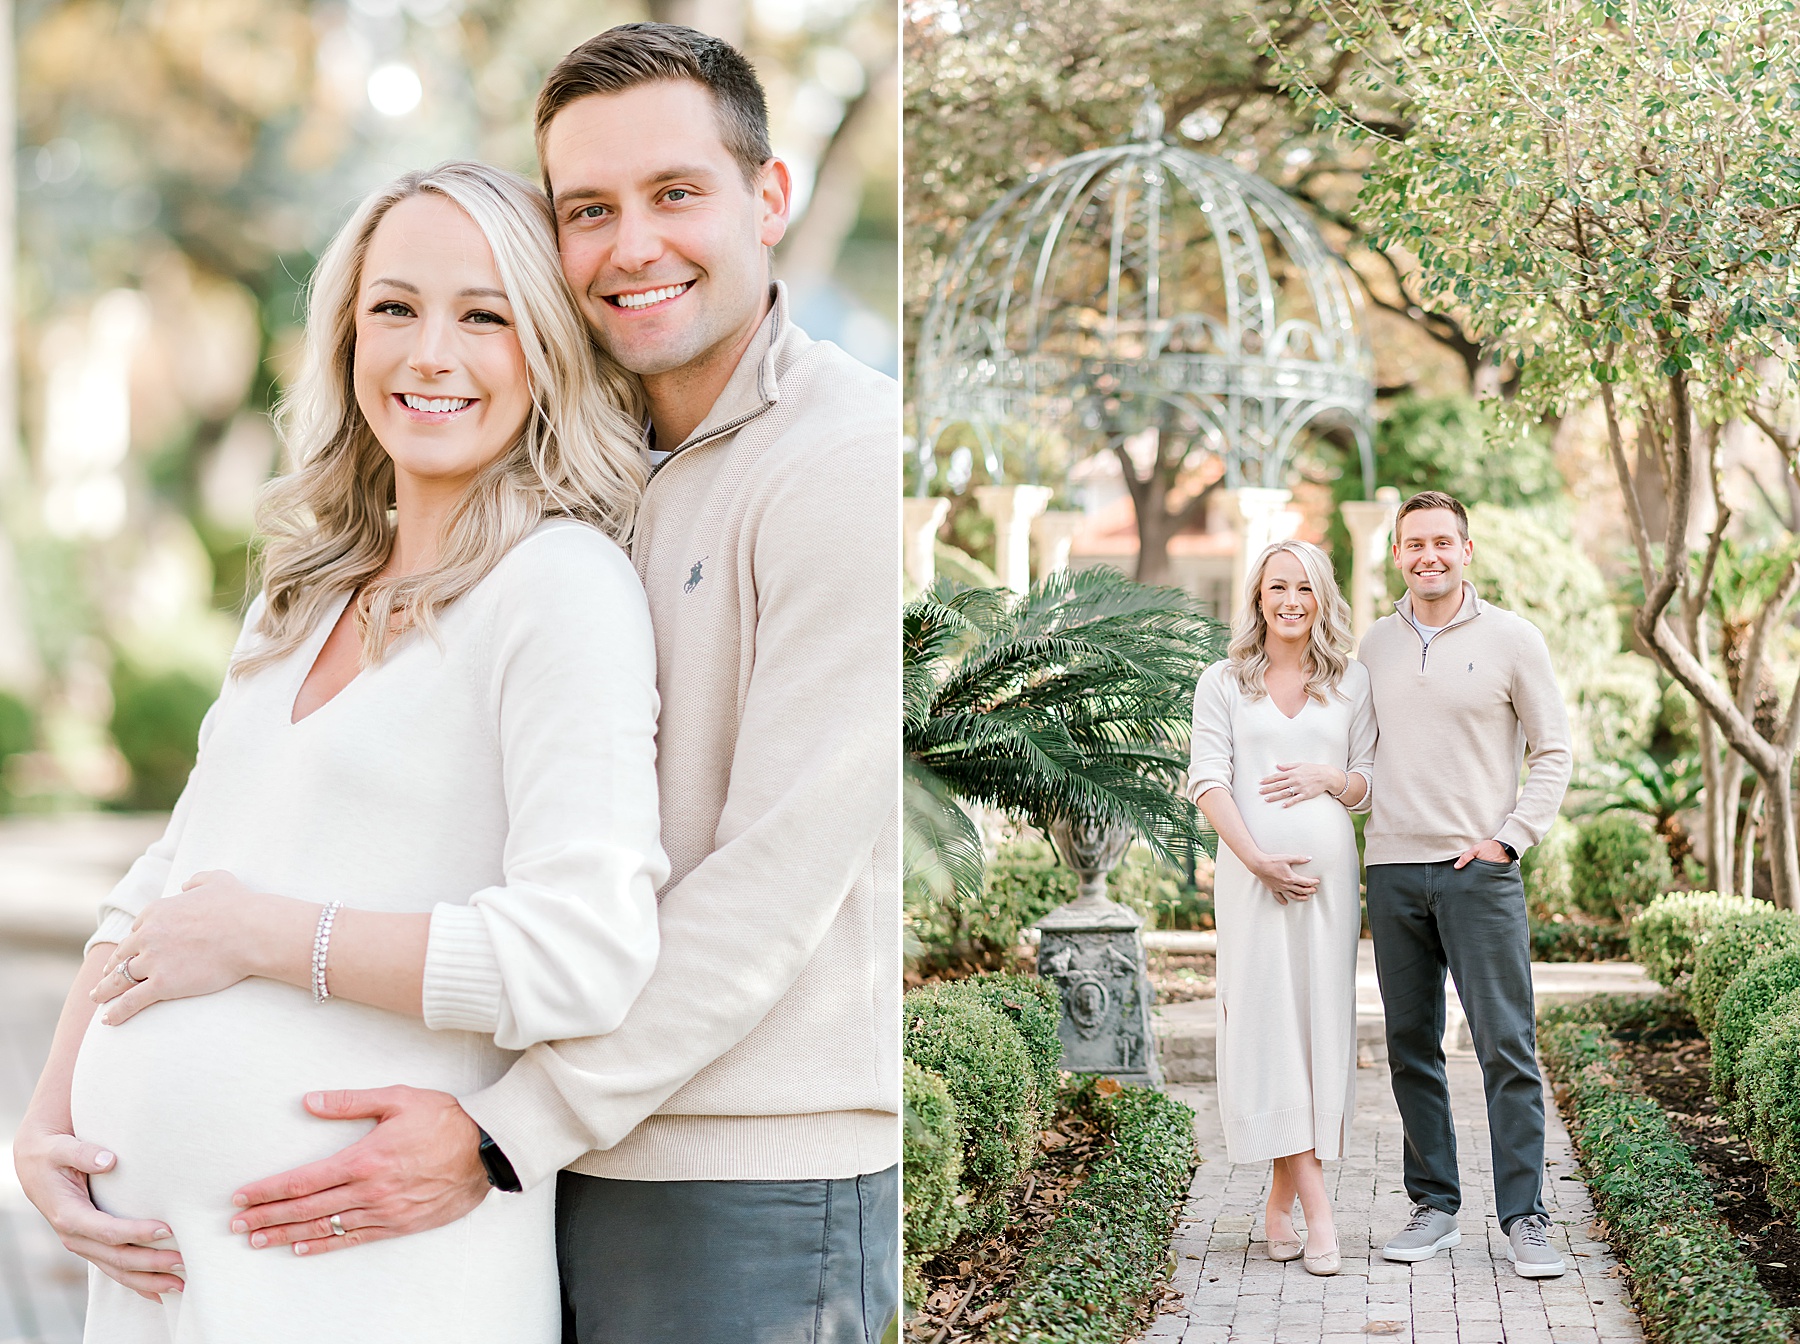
left=1034, top=817, right=1163, bottom=1088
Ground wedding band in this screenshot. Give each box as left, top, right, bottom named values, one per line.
left=118, top=956, right=145, bottom=984
left=329, top=1214, right=347, bottom=1236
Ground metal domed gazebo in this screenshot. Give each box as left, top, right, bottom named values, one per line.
left=914, top=91, right=1376, bottom=508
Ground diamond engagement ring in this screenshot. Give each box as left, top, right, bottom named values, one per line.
left=118, top=956, right=145, bottom=984
left=329, top=1214, right=347, bottom=1237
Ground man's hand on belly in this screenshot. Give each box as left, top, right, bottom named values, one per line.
left=228, top=1085, right=489, bottom=1256
left=13, top=1120, right=184, bottom=1300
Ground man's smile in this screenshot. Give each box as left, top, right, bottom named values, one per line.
left=604, top=280, right=696, bottom=311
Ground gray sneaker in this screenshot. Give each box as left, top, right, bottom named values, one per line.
left=1506, top=1214, right=1566, bottom=1278
left=1381, top=1204, right=1461, bottom=1262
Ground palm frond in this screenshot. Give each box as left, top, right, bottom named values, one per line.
left=903, top=759, right=987, bottom=910
left=903, top=566, right=1227, bottom=877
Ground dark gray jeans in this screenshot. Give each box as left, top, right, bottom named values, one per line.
left=555, top=1165, right=899, bottom=1344
left=1366, top=860, right=1547, bottom=1232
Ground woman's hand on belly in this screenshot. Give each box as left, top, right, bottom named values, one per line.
left=1247, top=852, right=1320, bottom=904
left=1258, top=761, right=1345, bottom=808
left=12, top=1116, right=184, bottom=1300
left=92, top=873, right=305, bottom=1025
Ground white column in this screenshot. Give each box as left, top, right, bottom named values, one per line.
left=1031, top=510, right=1086, bottom=581
left=1341, top=486, right=1402, bottom=647
left=1223, top=487, right=1303, bottom=621
left=901, top=496, right=951, bottom=592
left=974, top=484, right=1053, bottom=595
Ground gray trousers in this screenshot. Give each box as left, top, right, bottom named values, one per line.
left=1365, top=861, right=1547, bottom=1231
left=555, top=1165, right=899, bottom=1344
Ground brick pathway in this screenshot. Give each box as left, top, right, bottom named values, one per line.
left=1141, top=1051, right=1645, bottom=1343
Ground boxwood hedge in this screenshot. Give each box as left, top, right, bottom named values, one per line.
left=903, top=982, right=1042, bottom=1235
left=1628, top=890, right=1761, bottom=1001
left=956, top=972, right=1064, bottom=1111
left=1710, top=948, right=1800, bottom=1125
left=989, top=1080, right=1197, bottom=1344
left=1690, top=907, right=1800, bottom=1034
left=903, top=1059, right=963, bottom=1276
left=1538, top=996, right=1789, bottom=1344
left=1734, top=991, right=1800, bottom=1215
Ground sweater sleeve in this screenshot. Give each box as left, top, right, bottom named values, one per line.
left=1493, top=619, right=1573, bottom=855
left=1345, top=661, right=1377, bottom=816
left=1185, top=662, right=1235, bottom=802
left=420, top=527, right=666, bottom=1051
left=458, top=417, right=900, bottom=1190
left=89, top=596, right=265, bottom=953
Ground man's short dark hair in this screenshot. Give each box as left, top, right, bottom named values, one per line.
left=1396, top=489, right=1470, bottom=541
left=535, top=24, right=772, bottom=188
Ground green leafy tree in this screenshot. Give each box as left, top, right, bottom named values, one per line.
left=1305, top=2, right=1800, bottom=906
left=903, top=567, right=1222, bottom=912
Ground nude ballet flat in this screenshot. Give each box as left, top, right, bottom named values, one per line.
left=1302, top=1241, right=1340, bottom=1276
left=1267, top=1238, right=1304, bottom=1262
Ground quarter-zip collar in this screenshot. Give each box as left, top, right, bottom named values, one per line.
left=645, top=282, right=788, bottom=476
left=1396, top=580, right=1485, bottom=671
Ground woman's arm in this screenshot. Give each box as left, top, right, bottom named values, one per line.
left=92, top=879, right=427, bottom=1024
left=1257, top=762, right=1368, bottom=809
left=1192, top=785, right=1320, bottom=904
left=14, top=944, right=186, bottom=1299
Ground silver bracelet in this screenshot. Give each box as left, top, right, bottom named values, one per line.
left=1329, top=772, right=1352, bottom=800
left=312, top=901, right=343, bottom=1003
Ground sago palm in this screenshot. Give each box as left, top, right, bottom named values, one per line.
left=904, top=566, right=1224, bottom=908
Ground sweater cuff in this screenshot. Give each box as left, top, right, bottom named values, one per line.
left=87, top=909, right=135, bottom=956
left=460, top=1052, right=596, bottom=1192
left=423, top=903, right=505, bottom=1034
left=1495, top=819, right=1536, bottom=858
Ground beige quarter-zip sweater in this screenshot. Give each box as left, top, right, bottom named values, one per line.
left=461, top=284, right=902, bottom=1186
left=1360, top=582, right=1572, bottom=866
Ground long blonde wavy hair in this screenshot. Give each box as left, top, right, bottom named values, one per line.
left=234, top=160, right=648, bottom=677
left=1227, top=539, right=1355, bottom=703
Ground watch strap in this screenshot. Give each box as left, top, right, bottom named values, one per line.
left=477, top=1127, right=522, bottom=1193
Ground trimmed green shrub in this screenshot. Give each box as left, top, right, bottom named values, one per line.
left=1710, top=949, right=1800, bottom=1124
left=1570, top=813, right=1672, bottom=925
left=109, top=664, right=215, bottom=810
left=1735, top=991, right=1800, bottom=1215
left=990, top=1080, right=1197, bottom=1344
left=902, top=983, right=1040, bottom=1234
left=1689, top=908, right=1800, bottom=1034
left=1629, top=890, right=1762, bottom=999
left=1538, top=997, right=1790, bottom=1344
left=902, top=1059, right=963, bottom=1301
left=957, top=973, right=1063, bottom=1111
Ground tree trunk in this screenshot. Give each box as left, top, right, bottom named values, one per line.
left=1739, top=779, right=1764, bottom=900
left=1768, top=768, right=1800, bottom=910
left=1697, top=714, right=1732, bottom=890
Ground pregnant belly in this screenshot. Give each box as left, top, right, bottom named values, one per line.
left=70, top=979, right=492, bottom=1224
left=1235, top=791, right=1353, bottom=861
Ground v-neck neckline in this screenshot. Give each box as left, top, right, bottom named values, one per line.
left=1268, top=693, right=1308, bottom=722
left=289, top=589, right=361, bottom=726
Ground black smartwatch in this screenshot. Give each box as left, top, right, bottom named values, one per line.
left=476, top=1127, right=522, bottom=1193
left=1498, top=842, right=1519, bottom=863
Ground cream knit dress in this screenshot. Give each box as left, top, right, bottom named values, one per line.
left=68, top=520, right=667, bottom=1344
left=1187, top=659, right=1376, bottom=1164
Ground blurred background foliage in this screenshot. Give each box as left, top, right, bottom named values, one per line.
left=0, top=0, right=897, bottom=813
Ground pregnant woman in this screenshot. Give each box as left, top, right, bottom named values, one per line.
left=12, top=161, right=665, bottom=1342
left=1186, top=539, right=1375, bottom=1277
